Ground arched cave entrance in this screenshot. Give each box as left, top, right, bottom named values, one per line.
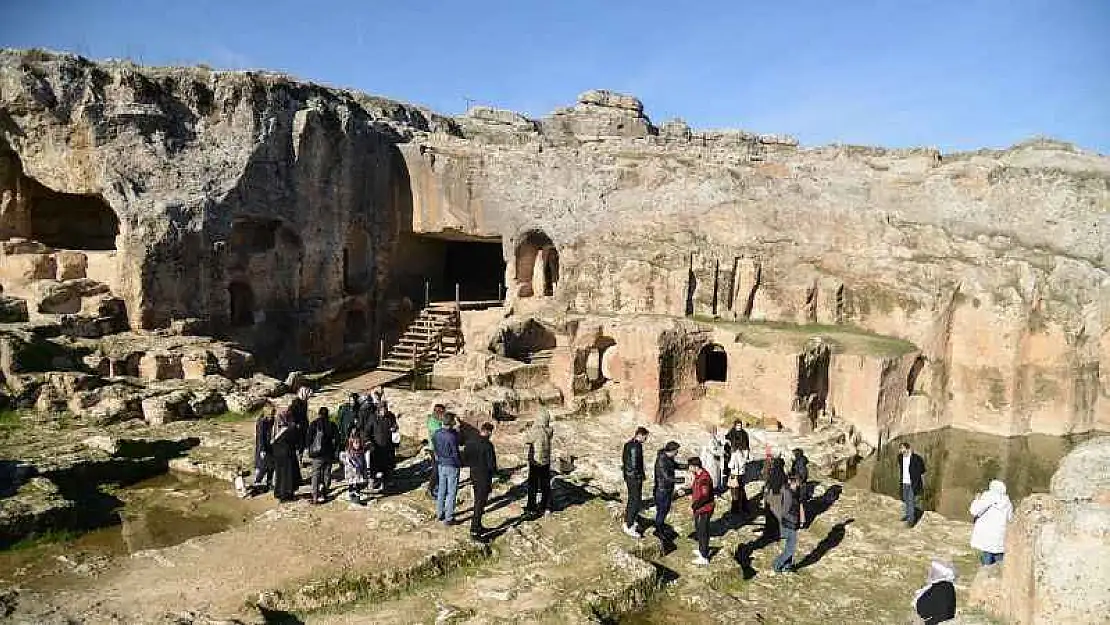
left=492, top=318, right=557, bottom=363
left=696, top=343, right=728, bottom=383
left=580, top=335, right=616, bottom=391
left=515, top=230, right=559, bottom=298
left=228, top=282, right=255, bottom=327
left=907, top=355, right=927, bottom=396
left=27, top=180, right=119, bottom=250
left=344, top=309, right=368, bottom=344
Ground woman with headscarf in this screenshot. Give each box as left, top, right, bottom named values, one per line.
left=249, top=403, right=276, bottom=495
left=969, top=479, right=1013, bottom=565
left=289, top=386, right=312, bottom=464
left=912, top=560, right=957, bottom=624
left=271, top=407, right=302, bottom=502
left=699, top=424, right=724, bottom=493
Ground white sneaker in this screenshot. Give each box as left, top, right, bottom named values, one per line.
left=692, top=554, right=710, bottom=566
left=622, top=524, right=641, bottom=538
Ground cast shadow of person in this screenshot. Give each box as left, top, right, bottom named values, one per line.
left=792, top=518, right=855, bottom=570
left=803, top=483, right=842, bottom=527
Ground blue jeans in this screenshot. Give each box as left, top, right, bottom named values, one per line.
left=654, top=490, right=673, bottom=534
left=436, top=465, right=460, bottom=521
left=901, top=484, right=916, bottom=522
left=772, top=525, right=797, bottom=572
left=980, top=551, right=1003, bottom=566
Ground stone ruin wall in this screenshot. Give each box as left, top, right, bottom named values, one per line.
left=1, top=49, right=1107, bottom=441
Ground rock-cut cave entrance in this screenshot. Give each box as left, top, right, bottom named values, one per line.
left=515, top=230, right=559, bottom=298
left=392, top=231, right=506, bottom=305
left=25, top=178, right=120, bottom=251
left=696, top=343, right=728, bottom=383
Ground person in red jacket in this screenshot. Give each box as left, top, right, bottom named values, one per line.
left=688, top=456, right=715, bottom=566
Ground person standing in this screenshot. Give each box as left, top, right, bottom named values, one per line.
left=726, top=445, right=749, bottom=517
left=700, top=424, right=724, bottom=493
left=688, top=456, right=715, bottom=566
left=790, top=447, right=811, bottom=504
left=368, top=406, right=399, bottom=492
left=433, top=413, right=462, bottom=525
left=762, top=457, right=788, bottom=540
left=342, top=432, right=368, bottom=505
left=250, top=404, right=276, bottom=495
left=306, top=406, right=340, bottom=504
left=426, top=404, right=446, bottom=498
left=724, top=420, right=750, bottom=475
left=336, top=393, right=360, bottom=447
left=463, top=422, right=498, bottom=539
left=289, top=386, right=312, bottom=464
left=524, top=410, right=555, bottom=517
left=969, top=480, right=1013, bottom=565
left=270, top=408, right=301, bottom=502
left=621, top=427, right=650, bottom=537
left=899, top=442, right=927, bottom=526
left=652, top=441, right=681, bottom=539
left=771, top=472, right=805, bottom=573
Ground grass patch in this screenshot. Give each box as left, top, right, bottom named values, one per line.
left=0, top=409, right=25, bottom=433
left=692, top=315, right=917, bottom=357
left=6, top=528, right=81, bottom=551
left=212, top=410, right=259, bottom=423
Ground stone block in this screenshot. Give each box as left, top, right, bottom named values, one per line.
left=54, top=251, right=88, bottom=280
left=181, top=349, right=216, bottom=380
left=0, top=296, right=28, bottom=322
left=45, top=371, right=103, bottom=395
left=34, top=385, right=67, bottom=413
left=189, top=388, right=227, bottom=417
left=212, top=346, right=254, bottom=380
left=69, top=384, right=145, bottom=425
left=141, top=390, right=194, bottom=425
left=138, top=351, right=184, bottom=381
left=225, top=391, right=267, bottom=414
left=0, top=253, right=56, bottom=285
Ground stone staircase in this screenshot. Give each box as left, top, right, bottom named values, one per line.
left=379, top=302, right=463, bottom=377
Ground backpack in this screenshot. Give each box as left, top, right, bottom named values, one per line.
left=308, top=423, right=326, bottom=458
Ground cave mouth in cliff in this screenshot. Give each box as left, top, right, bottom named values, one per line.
left=344, top=308, right=368, bottom=344
left=907, top=355, right=927, bottom=395
left=394, top=232, right=506, bottom=304
left=696, top=343, right=728, bottom=383
left=515, top=230, right=559, bottom=298
left=494, top=318, right=557, bottom=363
left=25, top=178, right=119, bottom=251
left=228, top=282, right=255, bottom=327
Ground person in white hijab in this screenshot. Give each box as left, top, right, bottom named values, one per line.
left=912, top=560, right=956, bottom=624
left=969, top=479, right=1013, bottom=565
left=699, top=424, right=724, bottom=491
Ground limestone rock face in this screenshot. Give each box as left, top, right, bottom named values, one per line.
left=971, top=436, right=1110, bottom=624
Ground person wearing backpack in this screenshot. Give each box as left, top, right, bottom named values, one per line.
left=771, top=472, right=806, bottom=573
left=306, top=406, right=340, bottom=504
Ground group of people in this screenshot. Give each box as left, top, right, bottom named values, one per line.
left=622, top=420, right=813, bottom=571
left=249, top=386, right=399, bottom=505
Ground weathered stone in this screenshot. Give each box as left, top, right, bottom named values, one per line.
left=0, top=295, right=28, bottom=322
left=283, top=371, right=305, bottom=390
left=69, top=383, right=146, bottom=425
left=141, top=390, right=195, bottom=425
left=34, top=383, right=67, bottom=413
left=54, top=250, right=88, bottom=280
left=189, top=388, right=227, bottom=417
left=31, top=278, right=110, bottom=314
left=138, top=351, right=184, bottom=381
left=224, top=391, right=267, bottom=414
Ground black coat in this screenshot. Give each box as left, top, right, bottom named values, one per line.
left=463, top=436, right=497, bottom=486
left=902, top=452, right=927, bottom=494
left=653, top=450, right=678, bottom=496
left=289, top=398, right=309, bottom=449
left=726, top=427, right=750, bottom=453
left=915, top=581, right=956, bottom=624
left=253, top=415, right=274, bottom=469
left=368, top=411, right=397, bottom=449
left=622, top=439, right=645, bottom=481
left=306, top=417, right=340, bottom=461
left=791, top=454, right=809, bottom=483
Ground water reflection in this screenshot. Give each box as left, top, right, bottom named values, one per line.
left=848, top=428, right=1103, bottom=520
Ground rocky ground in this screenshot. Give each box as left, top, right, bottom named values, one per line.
left=1, top=388, right=995, bottom=624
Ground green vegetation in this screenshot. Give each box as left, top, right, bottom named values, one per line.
left=0, top=409, right=24, bottom=433
left=692, top=314, right=918, bottom=357
left=6, top=528, right=80, bottom=552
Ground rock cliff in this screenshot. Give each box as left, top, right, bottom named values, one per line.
left=1, top=49, right=1107, bottom=439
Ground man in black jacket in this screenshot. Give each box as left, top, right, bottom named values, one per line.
left=899, top=441, right=927, bottom=526
left=621, top=427, right=650, bottom=538
left=367, top=408, right=398, bottom=492
left=653, top=441, right=681, bottom=539
left=463, top=422, right=498, bottom=539
left=306, top=406, right=340, bottom=503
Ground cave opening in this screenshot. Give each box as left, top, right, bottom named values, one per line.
left=228, top=282, right=255, bottom=327
left=515, top=229, right=559, bottom=298
left=26, top=178, right=119, bottom=251
left=344, top=309, right=368, bottom=344
left=696, top=343, right=728, bottom=383
left=794, top=340, right=831, bottom=423
left=907, top=355, right=927, bottom=396
left=392, top=232, right=505, bottom=305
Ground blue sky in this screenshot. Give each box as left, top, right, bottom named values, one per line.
left=3, top=0, right=1108, bottom=153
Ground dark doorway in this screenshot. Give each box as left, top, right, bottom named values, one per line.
left=344, top=309, right=367, bottom=344
left=907, top=355, right=927, bottom=396
left=515, top=230, right=558, bottom=298
left=228, top=282, right=255, bottom=327
left=27, top=180, right=119, bottom=250
left=443, top=239, right=505, bottom=301
left=696, top=343, right=728, bottom=382
left=391, top=233, right=505, bottom=305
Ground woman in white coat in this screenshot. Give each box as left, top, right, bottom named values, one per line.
left=969, top=479, right=1013, bottom=566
